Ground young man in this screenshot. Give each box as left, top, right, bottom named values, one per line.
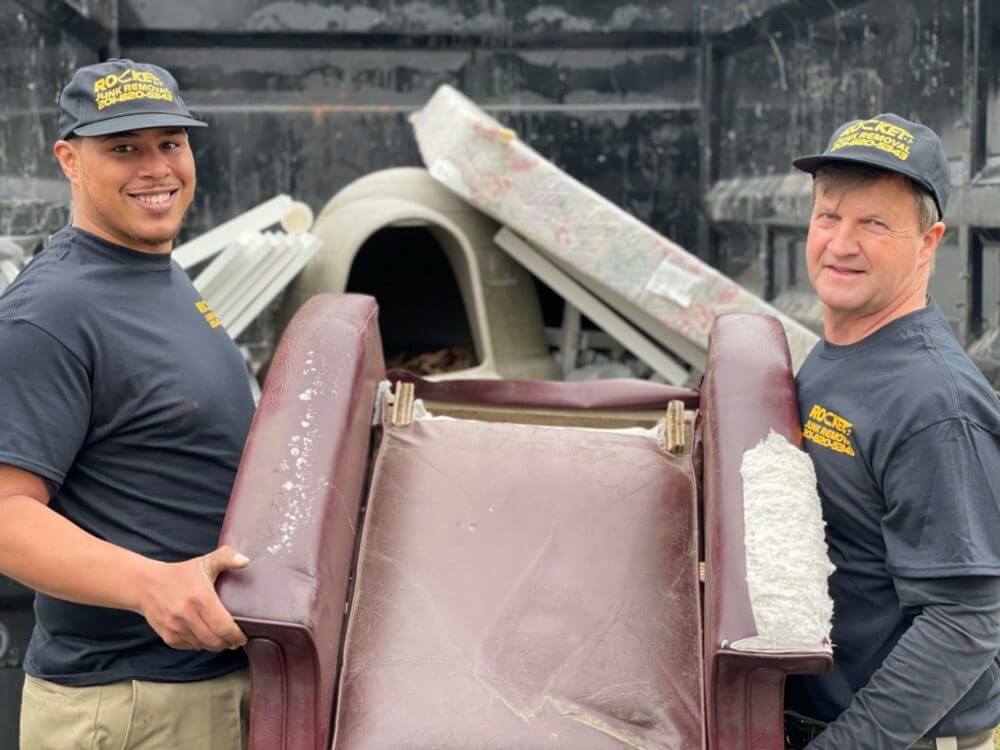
left=0, top=60, right=255, bottom=749
left=785, top=114, right=1000, bottom=750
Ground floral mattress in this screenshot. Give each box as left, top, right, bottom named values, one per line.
left=411, top=85, right=818, bottom=372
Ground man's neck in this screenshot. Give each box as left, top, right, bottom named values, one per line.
left=72, top=216, right=172, bottom=255
left=823, top=285, right=928, bottom=345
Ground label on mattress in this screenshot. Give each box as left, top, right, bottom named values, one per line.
left=645, top=259, right=702, bottom=308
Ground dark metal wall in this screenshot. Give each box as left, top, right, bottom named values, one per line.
left=118, top=1, right=704, bottom=248
left=0, top=1, right=110, bottom=240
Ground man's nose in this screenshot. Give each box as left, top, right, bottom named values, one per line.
left=825, top=222, right=861, bottom=257
left=136, top=150, right=171, bottom=181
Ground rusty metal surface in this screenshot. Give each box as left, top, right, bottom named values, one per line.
left=0, top=2, right=93, bottom=235
left=120, top=1, right=697, bottom=35
left=715, top=0, right=969, bottom=181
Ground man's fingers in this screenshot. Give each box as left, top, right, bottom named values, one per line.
left=199, top=595, right=247, bottom=649
left=200, top=545, right=251, bottom=582
left=188, top=609, right=228, bottom=652
left=156, top=623, right=197, bottom=651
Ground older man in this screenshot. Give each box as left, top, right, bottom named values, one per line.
left=0, top=60, right=253, bottom=749
left=784, top=114, right=1000, bottom=750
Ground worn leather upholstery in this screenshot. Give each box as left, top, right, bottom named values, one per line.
left=701, top=314, right=832, bottom=750
left=334, top=416, right=704, bottom=749
left=217, top=294, right=385, bottom=750
left=387, top=368, right=700, bottom=410
left=220, top=296, right=830, bottom=749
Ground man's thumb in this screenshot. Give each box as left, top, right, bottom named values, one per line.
left=203, top=545, right=251, bottom=579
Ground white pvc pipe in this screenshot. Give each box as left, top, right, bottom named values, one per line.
left=173, top=194, right=294, bottom=269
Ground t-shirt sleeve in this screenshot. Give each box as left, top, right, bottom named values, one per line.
left=882, top=417, right=1000, bottom=578
left=0, top=319, right=91, bottom=487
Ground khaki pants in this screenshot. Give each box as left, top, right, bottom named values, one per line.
left=932, top=733, right=995, bottom=750
left=19, top=667, right=250, bottom=750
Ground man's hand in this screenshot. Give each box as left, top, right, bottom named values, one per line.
left=137, top=545, right=250, bottom=652
left=0, top=480, right=251, bottom=652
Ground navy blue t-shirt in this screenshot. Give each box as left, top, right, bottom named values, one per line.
left=0, top=227, right=254, bottom=686
left=787, top=301, right=1000, bottom=736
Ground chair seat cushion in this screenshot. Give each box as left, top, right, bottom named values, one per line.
left=333, top=417, right=704, bottom=750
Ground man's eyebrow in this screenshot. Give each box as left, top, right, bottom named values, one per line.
left=100, top=128, right=185, bottom=140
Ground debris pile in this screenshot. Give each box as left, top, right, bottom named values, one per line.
left=412, top=85, right=819, bottom=375
left=386, top=346, right=477, bottom=376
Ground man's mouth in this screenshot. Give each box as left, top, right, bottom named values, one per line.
left=126, top=188, right=180, bottom=212
left=826, top=265, right=864, bottom=276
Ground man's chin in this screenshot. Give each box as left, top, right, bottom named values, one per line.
left=124, top=219, right=185, bottom=252
left=814, top=279, right=868, bottom=308
left=816, top=290, right=869, bottom=317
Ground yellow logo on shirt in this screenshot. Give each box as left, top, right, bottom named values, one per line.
left=803, top=403, right=856, bottom=457
left=195, top=299, right=222, bottom=329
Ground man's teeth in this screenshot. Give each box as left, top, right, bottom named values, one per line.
left=134, top=192, right=171, bottom=205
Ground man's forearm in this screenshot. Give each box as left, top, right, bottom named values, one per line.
left=808, top=577, right=1000, bottom=749
left=0, top=493, right=159, bottom=613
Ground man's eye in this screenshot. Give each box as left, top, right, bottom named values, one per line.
left=161, top=141, right=178, bottom=150
left=112, top=144, right=136, bottom=153
left=866, top=219, right=887, bottom=229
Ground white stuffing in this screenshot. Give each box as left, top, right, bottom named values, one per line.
left=412, top=397, right=431, bottom=420
left=732, top=431, right=835, bottom=652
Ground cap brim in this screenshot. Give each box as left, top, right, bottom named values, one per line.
left=792, top=152, right=942, bottom=215
left=72, top=112, right=207, bottom=137
left=792, top=153, right=911, bottom=175
left=793, top=152, right=931, bottom=189
left=792, top=154, right=837, bottom=174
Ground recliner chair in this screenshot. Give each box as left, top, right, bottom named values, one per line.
left=217, top=293, right=831, bottom=750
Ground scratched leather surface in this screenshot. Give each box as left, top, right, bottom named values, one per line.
left=217, top=293, right=385, bottom=750
left=333, top=417, right=704, bottom=750
left=218, top=298, right=830, bottom=750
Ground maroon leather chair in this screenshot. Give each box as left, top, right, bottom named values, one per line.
left=217, top=293, right=831, bottom=750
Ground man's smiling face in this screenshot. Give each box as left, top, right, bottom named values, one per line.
left=55, top=127, right=195, bottom=253
left=805, top=172, right=936, bottom=326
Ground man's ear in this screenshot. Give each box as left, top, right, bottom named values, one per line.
left=53, top=139, right=82, bottom=184
left=919, top=221, right=946, bottom=266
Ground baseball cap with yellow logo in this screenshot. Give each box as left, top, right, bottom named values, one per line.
left=57, top=58, right=206, bottom=140
left=793, top=113, right=951, bottom=218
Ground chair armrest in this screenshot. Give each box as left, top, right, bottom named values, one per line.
left=217, top=293, right=385, bottom=750
left=700, top=313, right=832, bottom=750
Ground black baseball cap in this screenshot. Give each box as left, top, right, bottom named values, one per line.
left=58, top=58, right=206, bottom=140
left=793, top=113, right=950, bottom=218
